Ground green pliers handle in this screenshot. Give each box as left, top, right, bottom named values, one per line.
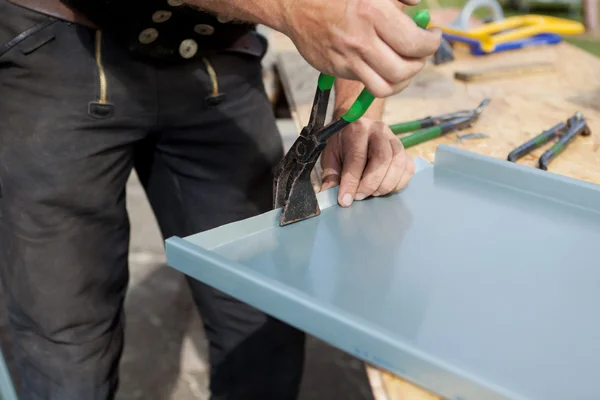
left=400, top=125, right=443, bottom=148
left=399, top=115, right=474, bottom=148
left=389, top=117, right=436, bottom=135
left=317, top=10, right=431, bottom=123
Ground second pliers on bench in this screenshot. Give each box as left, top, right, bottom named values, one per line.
left=390, top=98, right=491, bottom=148
left=507, top=112, right=591, bottom=170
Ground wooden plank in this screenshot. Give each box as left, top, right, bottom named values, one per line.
left=270, top=29, right=600, bottom=400
left=453, top=61, right=557, bottom=82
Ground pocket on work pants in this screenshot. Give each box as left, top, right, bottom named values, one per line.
left=0, top=0, right=59, bottom=61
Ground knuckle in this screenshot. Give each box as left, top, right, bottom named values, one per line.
left=355, top=0, right=378, bottom=20
left=342, top=172, right=361, bottom=187
left=363, top=167, right=390, bottom=190
left=343, top=35, right=370, bottom=56
left=403, top=62, right=426, bottom=81
left=406, top=158, right=416, bottom=175
left=392, top=79, right=412, bottom=93
left=352, top=118, right=369, bottom=131
left=392, top=148, right=407, bottom=163
left=414, top=58, right=427, bottom=72
left=372, top=120, right=387, bottom=132
left=368, top=82, right=394, bottom=98
left=361, top=178, right=382, bottom=194
left=407, top=40, right=423, bottom=55
left=379, top=181, right=397, bottom=194
left=370, top=145, right=392, bottom=165
left=428, top=29, right=443, bottom=46
left=396, top=181, right=409, bottom=191
left=372, top=150, right=390, bottom=165
left=345, top=149, right=367, bottom=165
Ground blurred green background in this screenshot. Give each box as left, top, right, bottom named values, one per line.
left=404, top=0, right=600, bottom=57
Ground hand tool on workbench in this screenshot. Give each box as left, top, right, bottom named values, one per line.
left=273, top=11, right=431, bottom=227
left=432, top=14, right=584, bottom=54
left=389, top=99, right=490, bottom=149
left=433, top=37, right=455, bottom=65
left=455, top=132, right=490, bottom=143
left=507, top=111, right=591, bottom=170
left=454, top=62, right=557, bottom=82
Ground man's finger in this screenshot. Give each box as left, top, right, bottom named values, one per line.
left=348, top=55, right=396, bottom=98
left=320, top=139, right=342, bottom=192
left=353, top=126, right=393, bottom=200
left=359, top=38, right=427, bottom=88
left=321, top=167, right=341, bottom=192
left=392, top=78, right=413, bottom=93
left=372, top=138, right=407, bottom=196
left=338, top=130, right=369, bottom=207
left=376, top=10, right=442, bottom=59
left=395, top=155, right=416, bottom=191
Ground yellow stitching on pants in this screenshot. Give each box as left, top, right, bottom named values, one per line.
left=94, top=30, right=108, bottom=104
left=202, top=57, right=219, bottom=97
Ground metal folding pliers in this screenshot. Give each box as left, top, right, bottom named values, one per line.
left=507, top=112, right=590, bottom=170
left=389, top=98, right=491, bottom=148
left=273, top=11, right=431, bottom=226
left=273, top=73, right=376, bottom=226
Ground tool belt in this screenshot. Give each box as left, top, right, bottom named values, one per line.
left=5, top=0, right=267, bottom=61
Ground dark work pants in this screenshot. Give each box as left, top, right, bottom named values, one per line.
left=0, top=2, right=305, bottom=399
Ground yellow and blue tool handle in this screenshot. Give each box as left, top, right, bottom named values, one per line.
left=314, top=9, right=431, bottom=144
left=443, top=32, right=562, bottom=56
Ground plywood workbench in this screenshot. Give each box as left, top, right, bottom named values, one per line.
left=267, top=23, right=600, bottom=400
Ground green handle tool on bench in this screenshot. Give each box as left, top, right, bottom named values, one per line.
left=391, top=98, right=491, bottom=149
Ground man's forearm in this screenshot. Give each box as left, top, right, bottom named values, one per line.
left=333, top=79, right=385, bottom=121
left=185, top=0, right=287, bottom=32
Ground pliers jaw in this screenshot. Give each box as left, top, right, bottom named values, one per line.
left=274, top=107, right=352, bottom=226
left=436, top=98, right=491, bottom=123
left=273, top=78, right=334, bottom=226
left=273, top=130, right=326, bottom=226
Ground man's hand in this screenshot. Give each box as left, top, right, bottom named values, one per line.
left=282, top=0, right=441, bottom=97
left=319, top=78, right=415, bottom=207
left=281, top=0, right=441, bottom=98
left=187, top=0, right=441, bottom=98
left=320, top=118, right=415, bottom=207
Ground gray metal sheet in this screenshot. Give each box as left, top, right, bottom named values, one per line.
left=165, top=145, right=600, bottom=400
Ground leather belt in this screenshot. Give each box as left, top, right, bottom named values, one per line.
left=4, top=0, right=267, bottom=59
left=6, top=0, right=98, bottom=29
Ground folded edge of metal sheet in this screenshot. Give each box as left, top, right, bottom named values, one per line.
left=433, top=144, right=600, bottom=214
left=179, top=155, right=433, bottom=250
